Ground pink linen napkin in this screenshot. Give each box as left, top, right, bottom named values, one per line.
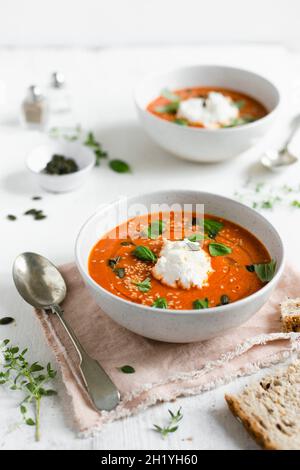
left=35, top=263, right=300, bottom=436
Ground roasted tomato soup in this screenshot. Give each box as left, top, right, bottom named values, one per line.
left=89, top=212, right=271, bottom=310
left=147, top=87, right=268, bottom=129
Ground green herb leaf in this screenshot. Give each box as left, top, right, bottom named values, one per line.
left=152, top=297, right=168, bottom=309
left=234, top=100, right=245, bottom=109
left=204, top=219, right=224, bottom=238
left=132, top=246, right=157, bottom=262
left=209, top=242, right=232, bottom=257
left=0, top=340, right=56, bottom=441
left=26, top=418, right=35, bottom=426
left=109, top=159, right=131, bottom=173
left=174, top=118, right=188, bottom=126
left=84, top=132, right=107, bottom=166
left=161, top=89, right=181, bottom=102
left=188, top=233, right=205, bottom=242
left=133, top=277, right=151, bottom=293
left=146, top=220, right=165, bottom=239
left=0, top=317, right=15, bottom=325
left=253, top=260, right=277, bottom=282
left=193, top=298, right=209, bottom=309
left=118, top=365, right=135, bottom=374
left=153, top=407, right=183, bottom=439
left=291, top=200, right=300, bottom=208
left=155, top=102, right=180, bottom=114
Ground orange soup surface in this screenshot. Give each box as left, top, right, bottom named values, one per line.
left=147, top=87, right=268, bottom=128
left=88, top=212, right=271, bottom=310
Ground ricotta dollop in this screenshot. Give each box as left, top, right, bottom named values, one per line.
left=152, top=239, right=213, bottom=289
left=177, top=92, right=239, bottom=128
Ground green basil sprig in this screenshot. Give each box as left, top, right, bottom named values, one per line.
left=133, top=277, right=152, bottom=293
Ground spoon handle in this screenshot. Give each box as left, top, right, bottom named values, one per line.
left=50, top=304, right=120, bottom=411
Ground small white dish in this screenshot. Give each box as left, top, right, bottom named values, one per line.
left=75, top=189, right=285, bottom=343
left=135, top=65, right=281, bottom=162
left=26, top=141, right=95, bottom=193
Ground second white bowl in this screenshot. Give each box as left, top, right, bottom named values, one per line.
left=135, top=65, right=281, bottom=162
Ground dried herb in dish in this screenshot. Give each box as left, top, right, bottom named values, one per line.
left=44, top=154, right=79, bottom=175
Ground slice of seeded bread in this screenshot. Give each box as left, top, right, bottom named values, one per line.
left=225, top=362, right=300, bottom=450
left=281, top=298, right=300, bottom=332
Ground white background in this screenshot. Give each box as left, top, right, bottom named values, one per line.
left=0, top=0, right=299, bottom=48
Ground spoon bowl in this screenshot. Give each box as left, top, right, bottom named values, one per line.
left=13, top=252, right=67, bottom=309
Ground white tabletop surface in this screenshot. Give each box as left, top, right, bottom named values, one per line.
left=0, top=45, right=300, bottom=450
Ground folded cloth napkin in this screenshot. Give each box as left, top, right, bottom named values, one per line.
left=35, top=263, right=300, bottom=436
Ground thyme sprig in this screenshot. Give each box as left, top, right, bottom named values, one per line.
left=153, top=407, right=183, bottom=438
left=0, top=339, right=57, bottom=441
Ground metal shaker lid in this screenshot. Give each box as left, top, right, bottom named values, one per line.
left=27, top=85, right=44, bottom=102
left=51, top=71, right=65, bottom=89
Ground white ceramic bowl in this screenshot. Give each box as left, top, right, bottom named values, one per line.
left=75, top=190, right=285, bottom=343
left=26, top=141, right=96, bottom=193
left=135, top=65, right=281, bottom=162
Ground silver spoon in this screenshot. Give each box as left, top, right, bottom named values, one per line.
left=13, top=252, right=120, bottom=412
left=261, top=114, right=300, bottom=171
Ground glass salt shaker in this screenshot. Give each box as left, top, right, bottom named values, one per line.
left=48, top=71, right=71, bottom=114
left=21, top=85, right=49, bottom=130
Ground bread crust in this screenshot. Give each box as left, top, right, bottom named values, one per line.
left=225, top=394, right=278, bottom=450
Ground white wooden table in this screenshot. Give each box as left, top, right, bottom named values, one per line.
left=0, top=45, right=300, bottom=450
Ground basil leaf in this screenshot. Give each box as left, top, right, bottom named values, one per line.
left=152, top=297, right=168, bottom=309
left=253, top=260, right=276, bottom=282
left=209, top=242, right=232, bottom=257
left=133, top=277, right=151, bottom=293
left=188, top=233, right=205, bottom=242
left=174, top=118, right=188, bottom=126
left=155, top=102, right=180, bottom=114
left=118, top=365, right=135, bottom=374
left=132, top=246, right=157, bottom=262
left=109, top=159, right=131, bottom=173
left=161, top=89, right=180, bottom=102
left=204, top=219, right=223, bottom=238
left=147, top=220, right=165, bottom=239
left=234, top=100, right=245, bottom=109
left=193, top=298, right=209, bottom=309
